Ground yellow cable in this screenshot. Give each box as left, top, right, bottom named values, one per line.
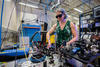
left=20, top=0, right=28, bottom=61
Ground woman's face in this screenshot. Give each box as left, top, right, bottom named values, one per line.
left=56, top=11, right=65, bottom=22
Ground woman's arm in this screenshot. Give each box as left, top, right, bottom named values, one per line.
left=67, top=22, right=78, bottom=45
left=46, top=23, right=57, bottom=48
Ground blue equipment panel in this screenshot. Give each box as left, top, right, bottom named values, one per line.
left=22, top=24, right=41, bottom=42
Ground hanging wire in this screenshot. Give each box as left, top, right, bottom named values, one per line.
left=20, top=0, right=29, bottom=61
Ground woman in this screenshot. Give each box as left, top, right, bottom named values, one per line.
left=46, top=8, right=78, bottom=49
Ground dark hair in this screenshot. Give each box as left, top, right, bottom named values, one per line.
left=57, top=8, right=68, bottom=19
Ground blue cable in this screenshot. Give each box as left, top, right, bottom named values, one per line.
left=0, top=0, right=4, bottom=50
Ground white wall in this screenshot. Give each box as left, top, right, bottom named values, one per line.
left=1, top=0, right=17, bottom=31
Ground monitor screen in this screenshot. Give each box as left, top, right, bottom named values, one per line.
left=95, top=22, right=100, bottom=27
left=94, top=6, right=100, bottom=18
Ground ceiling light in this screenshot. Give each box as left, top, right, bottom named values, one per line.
left=19, top=2, right=38, bottom=8
left=6, top=0, right=11, bottom=2
left=74, top=8, right=83, bottom=13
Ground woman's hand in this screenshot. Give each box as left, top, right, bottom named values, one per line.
left=47, top=41, right=51, bottom=49
left=66, top=42, right=70, bottom=50
left=66, top=42, right=71, bottom=45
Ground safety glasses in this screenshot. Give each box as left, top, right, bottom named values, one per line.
left=56, top=14, right=62, bottom=18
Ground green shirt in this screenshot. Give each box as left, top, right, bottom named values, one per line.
left=56, top=20, right=72, bottom=46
